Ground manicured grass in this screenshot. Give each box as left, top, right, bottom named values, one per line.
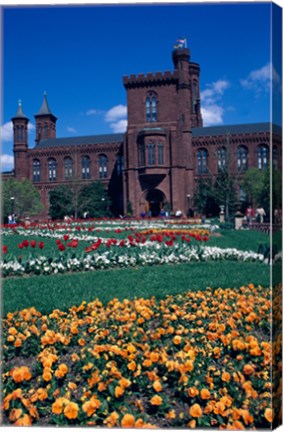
left=209, top=229, right=269, bottom=252
left=3, top=261, right=270, bottom=315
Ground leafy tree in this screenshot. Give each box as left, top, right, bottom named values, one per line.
left=49, top=181, right=112, bottom=219
left=241, top=168, right=265, bottom=207
left=193, top=177, right=218, bottom=216
left=213, top=170, right=238, bottom=220
left=49, top=185, right=74, bottom=220
left=2, top=178, right=43, bottom=222
left=79, top=181, right=112, bottom=218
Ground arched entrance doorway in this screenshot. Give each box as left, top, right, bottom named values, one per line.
left=145, top=189, right=165, bottom=217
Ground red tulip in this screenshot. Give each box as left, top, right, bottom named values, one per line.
left=22, top=240, right=29, bottom=247
left=58, top=243, right=66, bottom=252
left=2, top=245, right=8, bottom=254
left=30, top=240, right=36, bottom=248
left=38, top=241, right=45, bottom=249
left=18, top=243, right=24, bottom=249
left=63, top=234, right=69, bottom=241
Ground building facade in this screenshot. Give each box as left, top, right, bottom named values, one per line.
left=10, top=45, right=282, bottom=218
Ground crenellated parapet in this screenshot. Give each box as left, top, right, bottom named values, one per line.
left=189, top=62, right=201, bottom=75
left=123, top=70, right=178, bottom=88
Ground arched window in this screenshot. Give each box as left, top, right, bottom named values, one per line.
left=273, top=146, right=279, bottom=169
left=146, top=92, right=157, bottom=122
left=197, top=149, right=208, bottom=174
left=99, top=155, right=108, bottom=179
left=217, top=147, right=227, bottom=172
left=48, top=158, right=57, bottom=182
left=147, top=142, right=156, bottom=165
left=139, top=143, right=145, bottom=167
left=64, top=157, right=73, bottom=179
left=158, top=142, right=164, bottom=165
left=258, top=144, right=269, bottom=170
left=237, top=146, right=248, bottom=172
left=82, top=156, right=90, bottom=179
left=33, top=159, right=41, bottom=182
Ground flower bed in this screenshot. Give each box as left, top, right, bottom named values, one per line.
left=2, top=284, right=274, bottom=428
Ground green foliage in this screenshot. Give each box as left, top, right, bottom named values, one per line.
left=193, top=177, right=218, bottom=216
left=213, top=170, right=237, bottom=219
left=2, top=178, right=43, bottom=221
left=49, top=185, right=74, bottom=219
left=241, top=168, right=265, bottom=207
left=49, top=181, right=112, bottom=219
left=126, top=200, right=133, bottom=216
left=3, top=261, right=269, bottom=315
left=79, top=181, right=112, bottom=218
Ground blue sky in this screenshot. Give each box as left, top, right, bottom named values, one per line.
left=1, top=2, right=282, bottom=171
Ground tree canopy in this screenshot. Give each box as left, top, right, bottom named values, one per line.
left=49, top=181, right=112, bottom=219
left=2, top=178, right=43, bottom=222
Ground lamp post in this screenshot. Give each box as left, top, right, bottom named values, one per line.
left=186, top=194, right=191, bottom=217
left=10, top=196, right=15, bottom=215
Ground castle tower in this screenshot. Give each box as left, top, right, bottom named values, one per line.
left=11, top=99, right=29, bottom=179
left=35, top=92, right=57, bottom=144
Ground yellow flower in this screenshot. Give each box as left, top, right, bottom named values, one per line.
left=200, top=388, right=211, bottom=400
left=150, top=395, right=162, bottom=406
left=153, top=380, right=163, bottom=392
left=188, top=387, right=199, bottom=397
left=264, top=408, right=273, bottom=423
left=115, top=386, right=125, bottom=398
left=64, top=401, right=79, bottom=420
left=189, top=403, right=203, bottom=418
left=121, top=413, right=135, bottom=427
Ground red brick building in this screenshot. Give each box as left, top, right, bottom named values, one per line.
left=10, top=45, right=281, bottom=218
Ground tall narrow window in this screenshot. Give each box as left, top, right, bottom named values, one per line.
left=64, top=157, right=73, bottom=179
left=273, top=146, right=278, bottom=169
left=99, top=155, right=108, bottom=178
left=147, top=143, right=156, bottom=165
left=192, top=81, right=198, bottom=113
left=44, top=124, right=48, bottom=138
left=48, top=158, right=57, bottom=182
left=33, top=159, right=41, bottom=182
left=158, top=142, right=164, bottom=165
left=139, top=144, right=145, bottom=166
left=237, top=146, right=248, bottom=172
left=146, top=92, right=157, bottom=122
left=217, top=147, right=227, bottom=172
left=197, top=149, right=208, bottom=174
left=258, top=144, right=269, bottom=170
left=116, top=155, right=124, bottom=176
left=82, top=156, right=90, bottom=179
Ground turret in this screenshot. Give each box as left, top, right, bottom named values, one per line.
left=35, top=92, right=57, bottom=144
left=11, top=99, right=29, bottom=179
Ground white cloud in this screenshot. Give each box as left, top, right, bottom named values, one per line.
left=1, top=154, right=14, bottom=170
left=67, top=126, right=77, bottom=133
left=104, top=104, right=127, bottom=133
left=109, top=119, right=128, bottom=133
left=1, top=121, right=13, bottom=142
left=85, top=108, right=104, bottom=116
left=200, top=79, right=230, bottom=126
left=201, top=105, right=224, bottom=127
left=105, top=104, right=127, bottom=123
left=1, top=121, right=35, bottom=142
left=240, top=62, right=281, bottom=93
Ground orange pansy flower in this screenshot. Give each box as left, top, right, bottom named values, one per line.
left=150, top=395, right=163, bottom=406
left=153, top=380, right=163, bottom=392
left=121, top=413, right=135, bottom=428
left=64, top=401, right=79, bottom=420
left=264, top=408, right=273, bottom=423
left=189, top=403, right=203, bottom=418
left=200, top=388, right=211, bottom=400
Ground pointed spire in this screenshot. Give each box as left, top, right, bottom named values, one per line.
left=12, top=99, right=29, bottom=120
left=36, top=91, right=56, bottom=118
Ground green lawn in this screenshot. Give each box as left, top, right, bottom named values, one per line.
left=3, top=261, right=270, bottom=316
